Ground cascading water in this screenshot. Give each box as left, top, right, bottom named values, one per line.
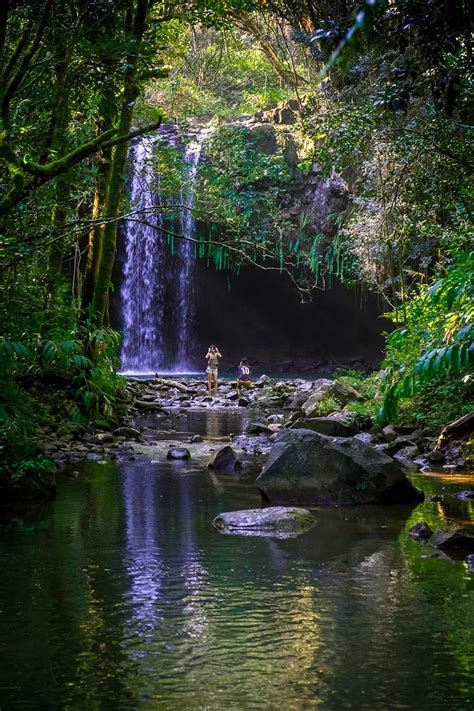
left=120, top=126, right=204, bottom=374
left=176, top=135, right=204, bottom=370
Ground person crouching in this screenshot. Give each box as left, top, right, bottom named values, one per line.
left=237, top=358, right=253, bottom=396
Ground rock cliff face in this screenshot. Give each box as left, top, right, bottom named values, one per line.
left=242, top=100, right=350, bottom=238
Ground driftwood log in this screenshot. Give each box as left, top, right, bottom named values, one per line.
left=437, top=411, right=474, bottom=448
left=152, top=376, right=197, bottom=394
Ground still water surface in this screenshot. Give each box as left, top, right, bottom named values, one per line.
left=1, top=414, right=473, bottom=709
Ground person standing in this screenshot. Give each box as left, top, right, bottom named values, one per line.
left=206, top=344, right=222, bottom=394
left=237, top=358, right=252, bottom=396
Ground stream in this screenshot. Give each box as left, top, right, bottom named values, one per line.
left=1, top=410, right=473, bottom=709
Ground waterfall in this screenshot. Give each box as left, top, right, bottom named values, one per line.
left=120, top=126, right=204, bottom=375
left=176, top=135, right=204, bottom=370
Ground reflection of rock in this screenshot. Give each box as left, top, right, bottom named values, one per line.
left=431, top=527, right=474, bottom=552
left=408, top=522, right=433, bottom=540
left=207, top=445, right=241, bottom=470
left=453, top=490, right=474, bottom=500
left=212, top=506, right=315, bottom=538
left=256, top=429, right=423, bottom=506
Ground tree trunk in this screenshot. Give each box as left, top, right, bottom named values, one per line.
left=91, top=0, right=150, bottom=326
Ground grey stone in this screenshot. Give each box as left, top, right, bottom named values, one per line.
left=212, top=506, right=315, bottom=539
left=190, top=434, right=203, bottom=443
left=382, top=425, right=397, bottom=442
left=256, top=429, right=422, bottom=506
left=289, top=415, right=357, bottom=437
left=426, top=449, right=446, bottom=464
left=328, top=381, right=365, bottom=406
left=247, top=422, right=273, bottom=435
left=114, top=427, right=141, bottom=439
left=167, top=447, right=191, bottom=460
left=207, top=445, right=241, bottom=470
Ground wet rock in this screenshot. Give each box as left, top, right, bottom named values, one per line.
left=167, top=447, right=191, bottom=460
left=190, top=434, right=203, bottom=443
left=207, top=445, right=241, bottom=470
left=212, top=506, right=315, bottom=538
left=426, top=450, right=446, bottom=464
left=289, top=415, right=357, bottom=437
left=255, top=374, right=271, bottom=387
left=256, top=429, right=423, bottom=506
left=465, top=554, right=474, bottom=572
left=134, top=400, right=163, bottom=411
left=382, top=425, right=397, bottom=442
left=238, top=398, right=249, bottom=407
left=225, top=390, right=239, bottom=401
left=302, top=389, right=332, bottom=417
left=431, top=528, right=474, bottom=552
left=409, top=522, right=433, bottom=540
left=247, top=422, right=273, bottom=435
left=393, top=445, right=420, bottom=470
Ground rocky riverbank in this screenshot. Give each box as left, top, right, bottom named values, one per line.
left=35, top=374, right=472, bottom=482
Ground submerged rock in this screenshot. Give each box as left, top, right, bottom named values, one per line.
left=256, top=429, right=423, bottom=506
left=212, top=506, right=315, bottom=538
left=207, top=445, right=241, bottom=470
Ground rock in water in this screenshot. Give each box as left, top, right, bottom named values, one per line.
left=212, top=506, right=315, bottom=538
left=207, top=445, right=241, bottom=470
left=255, top=429, right=423, bottom=506
left=167, top=447, right=191, bottom=460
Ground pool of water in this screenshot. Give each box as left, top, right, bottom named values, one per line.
left=1, top=415, right=473, bottom=709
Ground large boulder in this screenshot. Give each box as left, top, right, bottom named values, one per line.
left=255, top=429, right=423, bottom=506
left=212, top=506, right=315, bottom=538
left=289, top=415, right=358, bottom=437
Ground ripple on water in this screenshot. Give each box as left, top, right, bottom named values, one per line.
left=0, top=463, right=473, bottom=709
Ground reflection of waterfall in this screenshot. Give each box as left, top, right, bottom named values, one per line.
left=120, top=126, right=204, bottom=374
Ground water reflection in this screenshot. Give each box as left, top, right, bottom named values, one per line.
left=0, top=463, right=473, bottom=709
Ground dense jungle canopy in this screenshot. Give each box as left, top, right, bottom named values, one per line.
left=0, top=0, right=473, bottom=489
